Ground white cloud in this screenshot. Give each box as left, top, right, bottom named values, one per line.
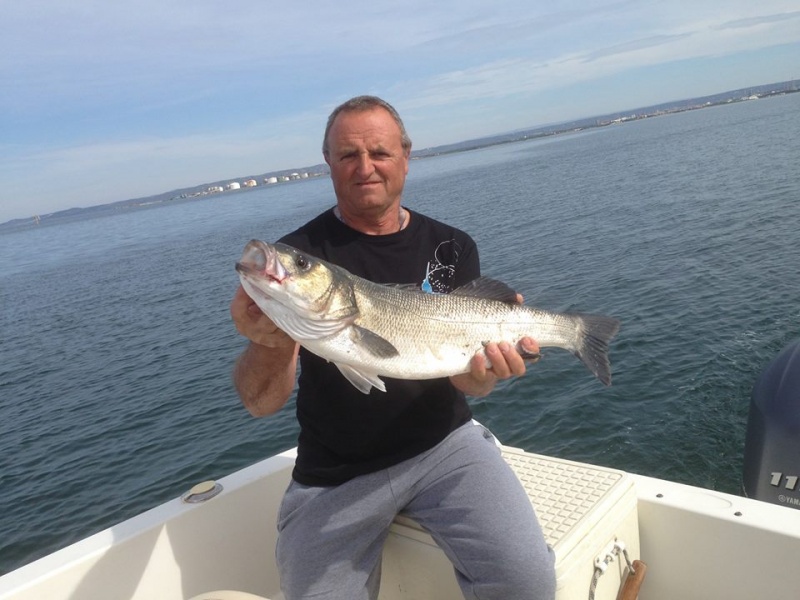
left=2, top=1, right=799, bottom=221
left=390, top=5, right=800, bottom=113
left=716, top=10, right=800, bottom=30
left=0, top=109, right=327, bottom=218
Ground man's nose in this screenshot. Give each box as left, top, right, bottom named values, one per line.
left=356, top=153, right=374, bottom=177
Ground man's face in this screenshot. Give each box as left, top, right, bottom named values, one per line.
left=324, top=107, right=410, bottom=217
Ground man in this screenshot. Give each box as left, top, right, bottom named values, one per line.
left=230, top=96, right=555, bottom=600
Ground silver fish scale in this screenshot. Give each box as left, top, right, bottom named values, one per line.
left=343, top=277, right=583, bottom=379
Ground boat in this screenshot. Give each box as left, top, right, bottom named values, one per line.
left=2, top=342, right=799, bottom=600
left=1, top=439, right=799, bottom=600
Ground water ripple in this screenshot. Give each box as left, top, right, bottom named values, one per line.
left=1, top=93, right=799, bottom=575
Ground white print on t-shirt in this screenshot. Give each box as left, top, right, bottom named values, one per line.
left=421, top=240, right=461, bottom=294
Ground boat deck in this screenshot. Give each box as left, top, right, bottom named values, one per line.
left=3, top=446, right=800, bottom=600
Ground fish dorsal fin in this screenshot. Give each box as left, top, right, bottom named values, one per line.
left=335, top=363, right=387, bottom=394
left=450, top=277, right=519, bottom=304
left=350, top=325, right=399, bottom=358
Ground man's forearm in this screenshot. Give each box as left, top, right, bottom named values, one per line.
left=233, top=341, right=299, bottom=417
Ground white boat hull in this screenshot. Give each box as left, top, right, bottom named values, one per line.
left=2, top=446, right=799, bottom=600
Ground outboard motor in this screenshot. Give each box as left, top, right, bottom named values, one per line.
left=743, top=339, right=800, bottom=508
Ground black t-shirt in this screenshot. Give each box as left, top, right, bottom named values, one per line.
left=279, top=208, right=479, bottom=486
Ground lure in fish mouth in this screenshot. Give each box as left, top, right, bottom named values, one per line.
left=235, top=239, right=621, bottom=394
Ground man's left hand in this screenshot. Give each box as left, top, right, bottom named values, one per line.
left=450, top=336, right=540, bottom=397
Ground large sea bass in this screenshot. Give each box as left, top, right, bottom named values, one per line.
left=236, top=240, right=620, bottom=394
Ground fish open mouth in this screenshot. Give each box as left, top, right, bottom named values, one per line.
left=235, top=240, right=287, bottom=284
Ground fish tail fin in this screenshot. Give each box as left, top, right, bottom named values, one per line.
left=574, top=315, right=621, bottom=386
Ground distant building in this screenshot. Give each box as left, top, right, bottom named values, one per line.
left=264, top=176, right=278, bottom=184
left=243, top=179, right=257, bottom=187
left=207, top=186, right=224, bottom=193
left=227, top=182, right=241, bottom=191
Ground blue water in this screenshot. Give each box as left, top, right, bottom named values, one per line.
left=1, top=93, right=799, bottom=575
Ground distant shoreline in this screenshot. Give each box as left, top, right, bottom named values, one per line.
left=2, top=79, right=798, bottom=232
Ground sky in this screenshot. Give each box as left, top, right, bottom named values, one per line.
left=1, top=1, right=799, bottom=223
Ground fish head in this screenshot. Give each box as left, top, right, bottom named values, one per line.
left=235, top=240, right=358, bottom=326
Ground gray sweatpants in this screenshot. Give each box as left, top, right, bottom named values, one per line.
left=276, top=422, right=556, bottom=599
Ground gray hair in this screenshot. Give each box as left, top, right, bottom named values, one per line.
left=322, top=95, right=412, bottom=156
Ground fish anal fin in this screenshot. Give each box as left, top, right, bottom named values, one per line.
left=451, top=277, right=519, bottom=304
left=351, top=326, right=399, bottom=358
left=335, top=363, right=387, bottom=394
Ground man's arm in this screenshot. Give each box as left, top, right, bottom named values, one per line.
left=230, top=285, right=299, bottom=417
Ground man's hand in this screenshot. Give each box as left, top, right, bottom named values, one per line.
left=449, top=293, right=540, bottom=397
left=230, top=285, right=295, bottom=348
left=450, top=337, right=540, bottom=398
left=230, top=285, right=299, bottom=417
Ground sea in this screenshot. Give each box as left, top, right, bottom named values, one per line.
left=1, top=93, right=798, bottom=576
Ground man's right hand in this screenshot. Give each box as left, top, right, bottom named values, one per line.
left=231, top=285, right=299, bottom=417
left=230, top=285, right=295, bottom=348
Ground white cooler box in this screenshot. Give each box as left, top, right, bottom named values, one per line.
left=380, top=447, right=640, bottom=600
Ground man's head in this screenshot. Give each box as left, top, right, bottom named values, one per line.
left=322, top=96, right=412, bottom=157
left=322, top=96, right=412, bottom=228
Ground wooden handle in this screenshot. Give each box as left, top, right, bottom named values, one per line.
left=617, top=560, right=647, bottom=600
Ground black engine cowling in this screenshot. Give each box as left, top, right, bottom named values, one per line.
left=742, top=339, right=800, bottom=508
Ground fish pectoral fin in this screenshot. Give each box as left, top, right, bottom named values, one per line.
left=350, top=326, right=399, bottom=359
left=335, top=363, right=387, bottom=394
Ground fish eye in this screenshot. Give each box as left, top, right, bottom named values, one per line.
left=295, top=255, right=310, bottom=270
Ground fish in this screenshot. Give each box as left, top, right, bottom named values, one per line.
left=235, top=240, right=621, bottom=394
